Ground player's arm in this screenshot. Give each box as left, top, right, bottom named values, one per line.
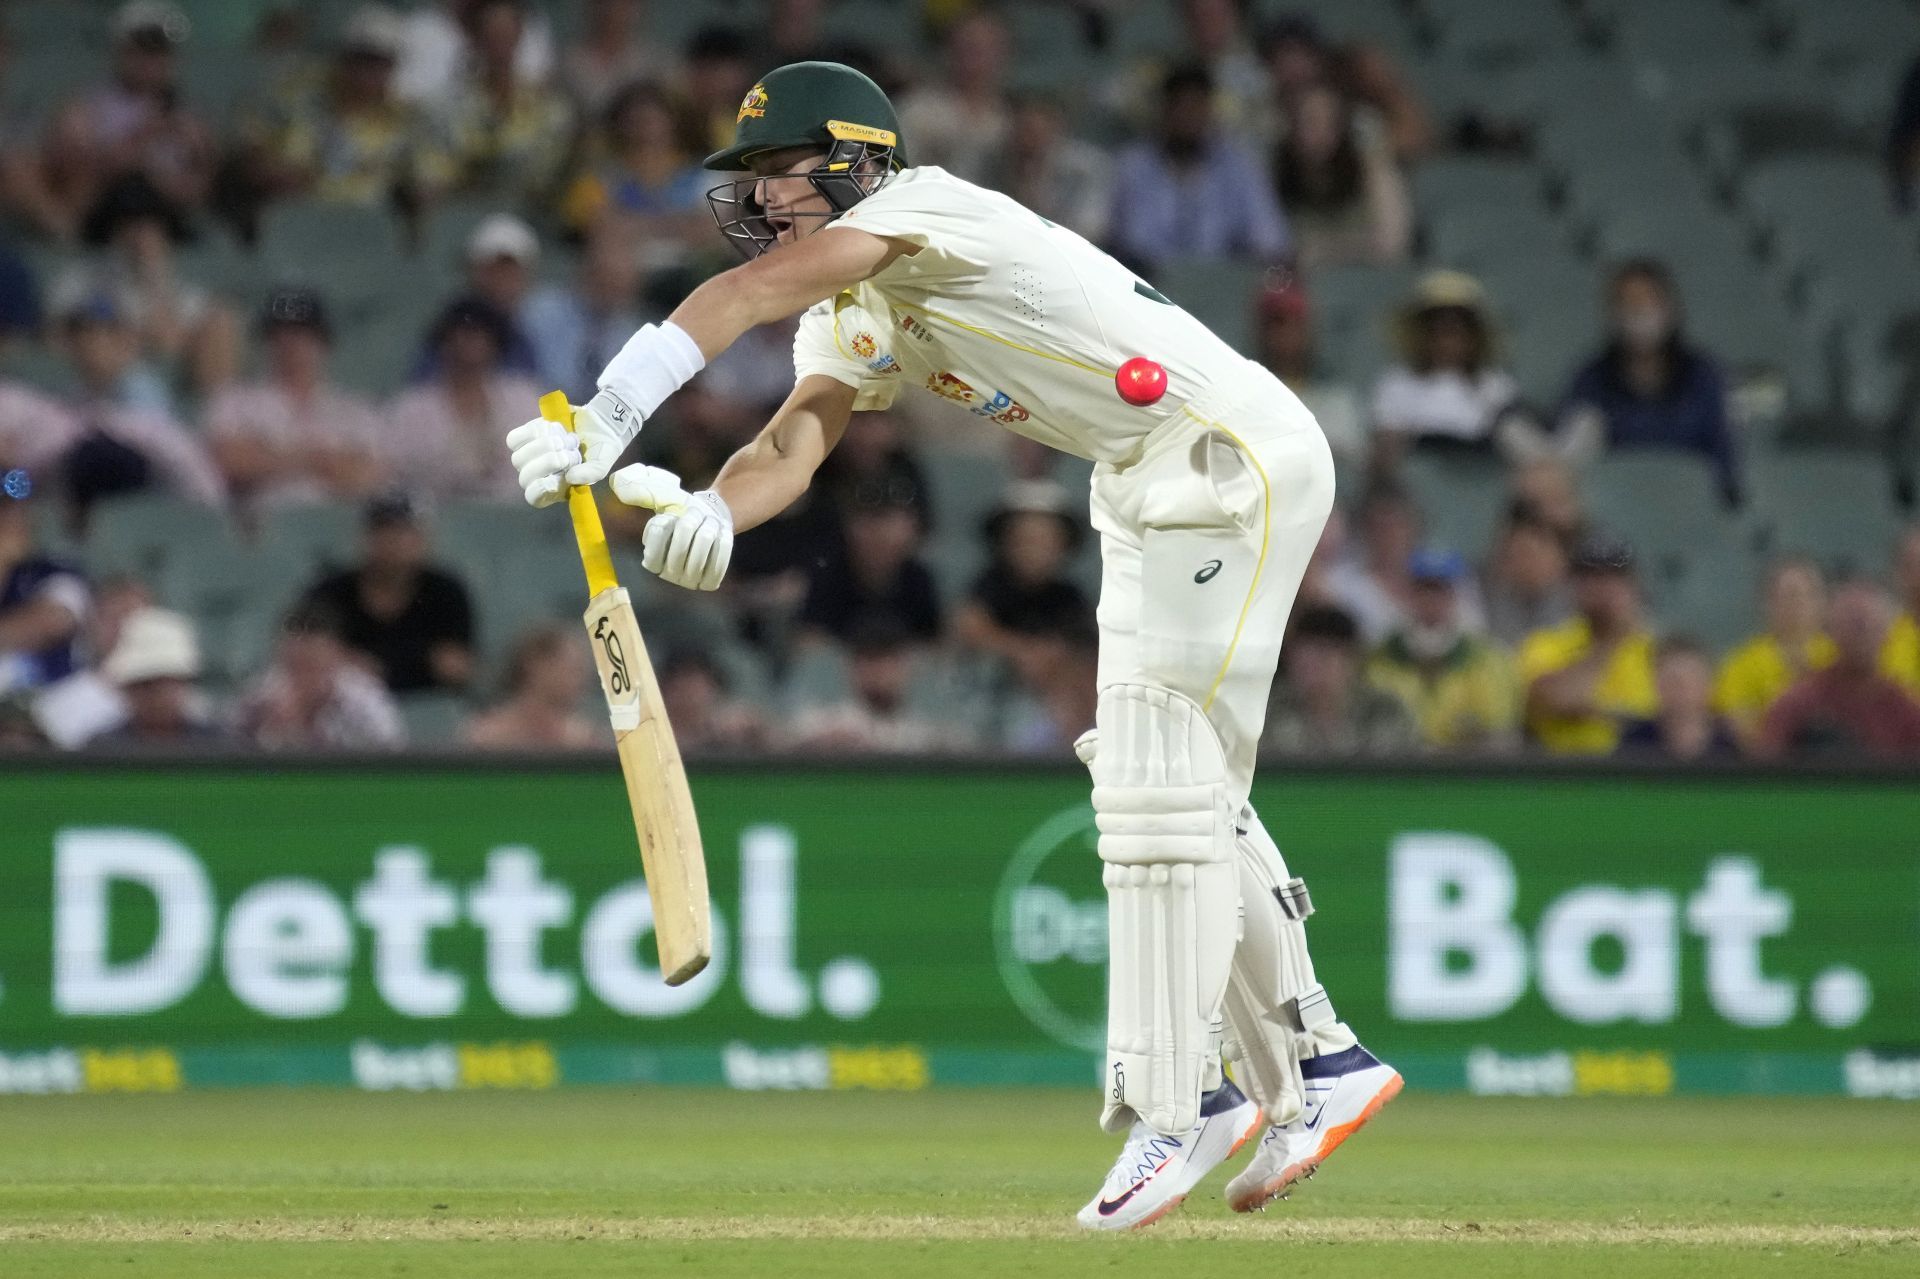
left=709, top=375, right=856, bottom=533
left=508, top=227, right=906, bottom=509
left=667, top=228, right=911, bottom=361
left=603, top=375, right=856, bottom=591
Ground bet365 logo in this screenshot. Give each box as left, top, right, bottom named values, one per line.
left=994, top=806, right=1107, bottom=1051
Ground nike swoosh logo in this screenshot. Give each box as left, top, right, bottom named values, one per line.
left=1097, top=1159, right=1171, bottom=1216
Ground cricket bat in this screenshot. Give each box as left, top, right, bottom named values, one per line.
left=539, top=391, right=712, bottom=986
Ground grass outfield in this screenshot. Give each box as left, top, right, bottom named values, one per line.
left=1, top=1089, right=1915, bottom=1277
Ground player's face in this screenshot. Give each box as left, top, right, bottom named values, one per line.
left=751, top=149, right=835, bottom=246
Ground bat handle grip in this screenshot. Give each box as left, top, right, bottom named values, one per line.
left=540, top=390, right=620, bottom=598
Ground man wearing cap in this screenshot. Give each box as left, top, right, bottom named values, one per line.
left=505, top=58, right=1395, bottom=1229
left=242, top=6, right=451, bottom=209
left=957, top=480, right=1094, bottom=661
left=84, top=607, right=226, bottom=748
left=0, top=490, right=86, bottom=696
left=1370, top=548, right=1518, bottom=752
left=411, top=215, right=543, bottom=381
left=41, top=1, right=214, bottom=236
left=44, top=288, right=223, bottom=512
left=300, top=493, right=475, bottom=694
left=207, top=288, right=386, bottom=507
left=1518, top=536, right=1658, bottom=754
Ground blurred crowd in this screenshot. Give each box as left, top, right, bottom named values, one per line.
left=1, top=0, right=1918, bottom=763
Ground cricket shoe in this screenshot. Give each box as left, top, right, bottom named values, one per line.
left=1075, top=1079, right=1263, bottom=1231
left=1225, top=1045, right=1403, bottom=1213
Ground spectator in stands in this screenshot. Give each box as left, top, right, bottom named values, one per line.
left=997, top=613, right=1100, bottom=755
left=1254, top=281, right=1365, bottom=464
left=1371, top=271, right=1520, bottom=464
left=524, top=220, right=647, bottom=403
left=1714, top=557, right=1833, bottom=747
left=655, top=650, right=766, bottom=754
left=0, top=492, right=86, bottom=694
left=562, top=0, right=670, bottom=118
left=385, top=296, right=540, bottom=501
left=1508, top=456, right=1585, bottom=543
left=1558, top=260, right=1739, bottom=504
left=235, top=601, right=405, bottom=749
left=1482, top=503, right=1574, bottom=647
left=463, top=623, right=602, bottom=749
left=799, top=475, right=940, bottom=647
left=1107, top=64, right=1290, bottom=272
left=50, top=278, right=169, bottom=415
left=240, top=8, right=450, bottom=211
left=1272, top=79, right=1411, bottom=268
left=207, top=287, right=386, bottom=508
left=816, top=410, right=932, bottom=524
left=1259, top=15, right=1431, bottom=161
left=683, top=26, right=756, bottom=157
left=85, top=606, right=228, bottom=748
left=786, top=619, right=943, bottom=753
left=1879, top=524, right=1920, bottom=695
left=1324, top=483, right=1421, bottom=644
left=70, top=174, right=238, bottom=396
left=50, top=290, right=224, bottom=514
left=956, top=481, right=1094, bottom=661
left=1759, top=578, right=1920, bottom=761
left=29, top=573, right=152, bottom=748
left=998, top=91, right=1114, bottom=245
left=37, top=2, right=215, bottom=239
left=1264, top=604, right=1420, bottom=756
left=414, top=215, right=542, bottom=379
left=395, top=0, right=555, bottom=113
left=897, top=9, right=1012, bottom=185
left=558, top=82, right=710, bottom=246
left=0, top=235, right=40, bottom=346
left=1370, top=549, right=1517, bottom=752
left=302, top=492, right=474, bottom=694
left=1617, top=635, right=1739, bottom=763
left=438, top=0, right=575, bottom=205
left=1519, top=535, right=1657, bottom=755
left=1889, top=52, right=1920, bottom=212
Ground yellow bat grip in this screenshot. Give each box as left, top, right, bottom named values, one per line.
left=539, top=390, right=619, bottom=598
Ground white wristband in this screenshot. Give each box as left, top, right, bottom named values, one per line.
left=597, top=320, right=706, bottom=423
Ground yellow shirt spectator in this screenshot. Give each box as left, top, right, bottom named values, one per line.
left=1370, top=634, right=1518, bottom=750
left=1714, top=633, right=1836, bottom=735
left=1882, top=611, right=1920, bottom=696
left=1519, top=620, right=1658, bottom=754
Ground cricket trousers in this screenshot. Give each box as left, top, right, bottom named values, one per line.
left=1089, top=377, right=1336, bottom=805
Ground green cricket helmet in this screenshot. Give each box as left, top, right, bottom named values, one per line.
left=704, top=61, right=907, bottom=259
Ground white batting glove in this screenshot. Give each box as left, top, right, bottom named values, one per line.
left=504, top=390, right=642, bottom=508
left=611, top=464, right=734, bottom=591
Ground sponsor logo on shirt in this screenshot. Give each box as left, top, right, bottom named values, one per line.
left=925, top=372, right=1030, bottom=424
left=897, top=313, right=935, bottom=343
left=851, top=332, right=901, bottom=375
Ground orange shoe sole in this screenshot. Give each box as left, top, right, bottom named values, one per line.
left=1228, top=1071, right=1403, bottom=1213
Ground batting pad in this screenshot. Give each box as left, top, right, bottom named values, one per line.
left=1222, top=803, right=1355, bottom=1125
left=1092, top=684, right=1240, bottom=1137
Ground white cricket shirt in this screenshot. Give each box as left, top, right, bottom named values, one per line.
left=793, top=166, right=1290, bottom=464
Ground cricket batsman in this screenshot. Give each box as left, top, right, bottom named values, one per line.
left=506, top=62, right=1400, bottom=1229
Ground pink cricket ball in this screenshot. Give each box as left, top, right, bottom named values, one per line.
left=1115, top=356, right=1168, bottom=406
